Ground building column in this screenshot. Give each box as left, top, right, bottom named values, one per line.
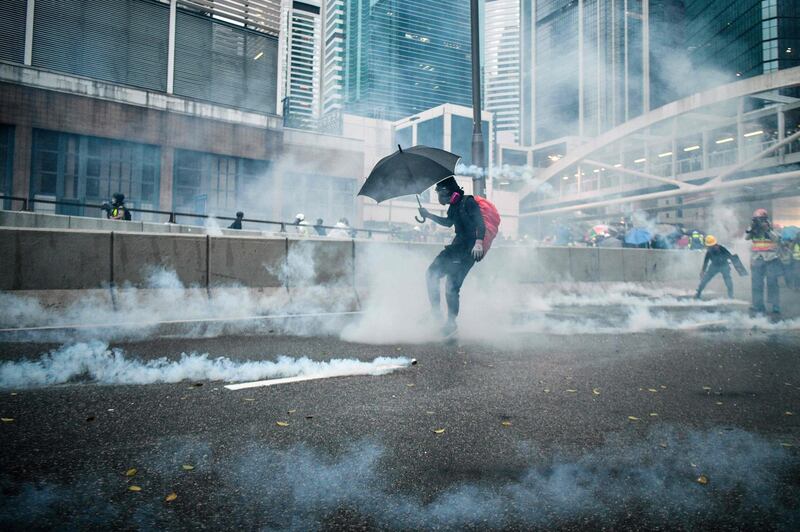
left=167, top=0, right=177, bottom=94
left=701, top=130, right=710, bottom=170
left=11, top=125, right=32, bottom=210
left=778, top=106, right=786, bottom=157
left=671, top=118, right=678, bottom=177
left=736, top=98, right=744, bottom=164
left=24, top=0, right=34, bottom=66
left=159, top=146, right=174, bottom=212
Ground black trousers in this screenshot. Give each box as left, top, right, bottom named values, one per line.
left=426, top=247, right=475, bottom=320
left=697, top=264, right=733, bottom=298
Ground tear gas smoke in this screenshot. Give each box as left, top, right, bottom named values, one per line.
left=1, top=428, right=797, bottom=529
left=0, top=340, right=411, bottom=389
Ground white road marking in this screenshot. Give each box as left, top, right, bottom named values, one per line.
left=0, top=311, right=363, bottom=333
left=224, top=363, right=411, bottom=390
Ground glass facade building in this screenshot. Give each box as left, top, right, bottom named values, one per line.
left=29, top=130, right=161, bottom=216
left=341, top=0, right=473, bottom=120
left=686, top=0, right=800, bottom=85
left=485, top=0, right=521, bottom=144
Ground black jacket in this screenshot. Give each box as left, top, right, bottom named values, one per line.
left=702, top=245, right=732, bottom=271
left=428, top=195, right=486, bottom=252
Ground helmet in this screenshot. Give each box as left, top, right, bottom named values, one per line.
left=295, top=213, right=305, bottom=221
left=753, top=208, right=768, bottom=218
left=112, top=192, right=125, bottom=203
left=704, top=235, right=717, bottom=246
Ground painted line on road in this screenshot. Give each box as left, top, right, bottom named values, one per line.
left=0, top=311, right=364, bottom=333
left=225, top=363, right=413, bottom=391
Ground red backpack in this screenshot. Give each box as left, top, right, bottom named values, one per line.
left=474, top=196, right=501, bottom=252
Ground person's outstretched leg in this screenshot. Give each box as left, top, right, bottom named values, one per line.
left=766, top=259, right=781, bottom=313
left=721, top=267, right=734, bottom=298
left=443, top=256, right=475, bottom=330
left=751, top=260, right=766, bottom=312
left=426, top=252, right=448, bottom=318
left=696, top=268, right=716, bottom=298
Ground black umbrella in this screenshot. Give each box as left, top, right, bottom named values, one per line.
left=357, top=145, right=461, bottom=204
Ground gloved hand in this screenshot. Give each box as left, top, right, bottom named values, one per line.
left=471, top=240, right=484, bottom=261
left=418, top=207, right=430, bottom=219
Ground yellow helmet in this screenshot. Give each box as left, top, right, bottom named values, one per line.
left=704, top=235, right=717, bottom=246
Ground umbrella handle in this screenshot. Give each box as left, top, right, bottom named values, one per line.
left=415, top=194, right=426, bottom=223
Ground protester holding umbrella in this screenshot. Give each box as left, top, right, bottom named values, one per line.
left=418, top=177, right=486, bottom=337
left=358, top=145, right=492, bottom=339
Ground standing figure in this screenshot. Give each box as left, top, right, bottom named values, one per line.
left=228, top=211, right=244, bottom=230
left=418, top=177, right=486, bottom=337
left=103, top=193, right=131, bottom=221
left=695, top=235, right=734, bottom=299
left=745, top=208, right=781, bottom=315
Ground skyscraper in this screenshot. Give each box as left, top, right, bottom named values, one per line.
left=336, top=0, right=473, bottom=120
left=520, top=0, right=684, bottom=146
left=484, top=0, right=522, bottom=144
left=685, top=0, right=800, bottom=84
left=278, top=0, right=323, bottom=126
left=321, top=0, right=346, bottom=117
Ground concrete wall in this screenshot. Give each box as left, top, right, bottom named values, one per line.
left=0, top=227, right=710, bottom=291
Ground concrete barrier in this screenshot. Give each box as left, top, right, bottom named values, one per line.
left=598, top=248, right=625, bottom=282
left=288, top=238, right=353, bottom=287
left=209, top=235, right=285, bottom=287
left=34, top=213, right=70, bottom=229
left=0, top=210, right=37, bottom=227
left=622, top=249, right=648, bottom=282
left=0, top=224, right=717, bottom=292
left=113, top=232, right=207, bottom=287
left=569, top=247, right=600, bottom=282
left=69, top=216, right=143, bottom=232
left=0, top=227, right=111, bottom=290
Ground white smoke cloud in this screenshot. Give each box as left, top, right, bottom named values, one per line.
left=1, top=428, right=796, bottom=529
left=0, top=340, right=412, bottom=389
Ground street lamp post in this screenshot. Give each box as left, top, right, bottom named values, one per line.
left=470, top=0, right=486, bottom=197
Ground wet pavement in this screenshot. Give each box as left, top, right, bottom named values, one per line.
left=1, top=313, right=799, bottom=530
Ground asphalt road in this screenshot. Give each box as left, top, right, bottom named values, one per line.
left=1, top=322, right=799, bottom=530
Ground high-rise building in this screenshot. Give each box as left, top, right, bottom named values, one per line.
left=520, top=0, right=684, bottom=146
left=278, top=0, right=323, bottom=126
left=336, top=0, right=473, bottom=120
left=321, top=0, right=346, bottom=117
left=484, top=0, right=521, bottom=144
left=685, top=0, right=800, bottom=84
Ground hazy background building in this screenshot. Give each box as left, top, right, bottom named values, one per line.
left=278, top=0, right=323, bottom=128
left=339, top=0, right=473, bottom=120
left=484, top=0, right=522, bottom=144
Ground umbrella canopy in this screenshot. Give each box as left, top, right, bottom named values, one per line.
left=781, top=225, right=799, bottom=240
left=625, top=227, right=653, bottom=245
left=592, top=224, right=611, bottom=235
left=358, top=145, right=461, bottom=203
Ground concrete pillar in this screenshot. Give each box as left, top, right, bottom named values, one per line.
left=159, top=146, right=174, bottom=212
left=778, top=107, right=786, bottom=157
left=11, top=125, right=32, bottom=210
left=701, top=130, right=710, bottom=170
left=736, top=98, right=744, bottom=164
left=671, top=118, right=678, bottom=177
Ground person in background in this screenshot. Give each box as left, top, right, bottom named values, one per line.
left=792, top=234, right=800, bottom=289
left=228, top=211, right=244, bottom=230
left=695, top=235, right=734, bottom=299
left=746, top=208, right=781, bottom=315
left=293, top=213, right=310, bottom=236
left=313, top=218, right=327, bottom=236
left=689, top=230, right=705, bottom=250
left=102, top=193, right=131, bottom=221
left=329, top=217, right=353, bottom=239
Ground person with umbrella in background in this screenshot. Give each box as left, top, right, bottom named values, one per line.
left=418, top=177, right=487, bottom=338
left=695, top=235, right=734, bottom=300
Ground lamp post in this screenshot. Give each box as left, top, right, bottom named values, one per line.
left=470, top=0, right=486, bottom=197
